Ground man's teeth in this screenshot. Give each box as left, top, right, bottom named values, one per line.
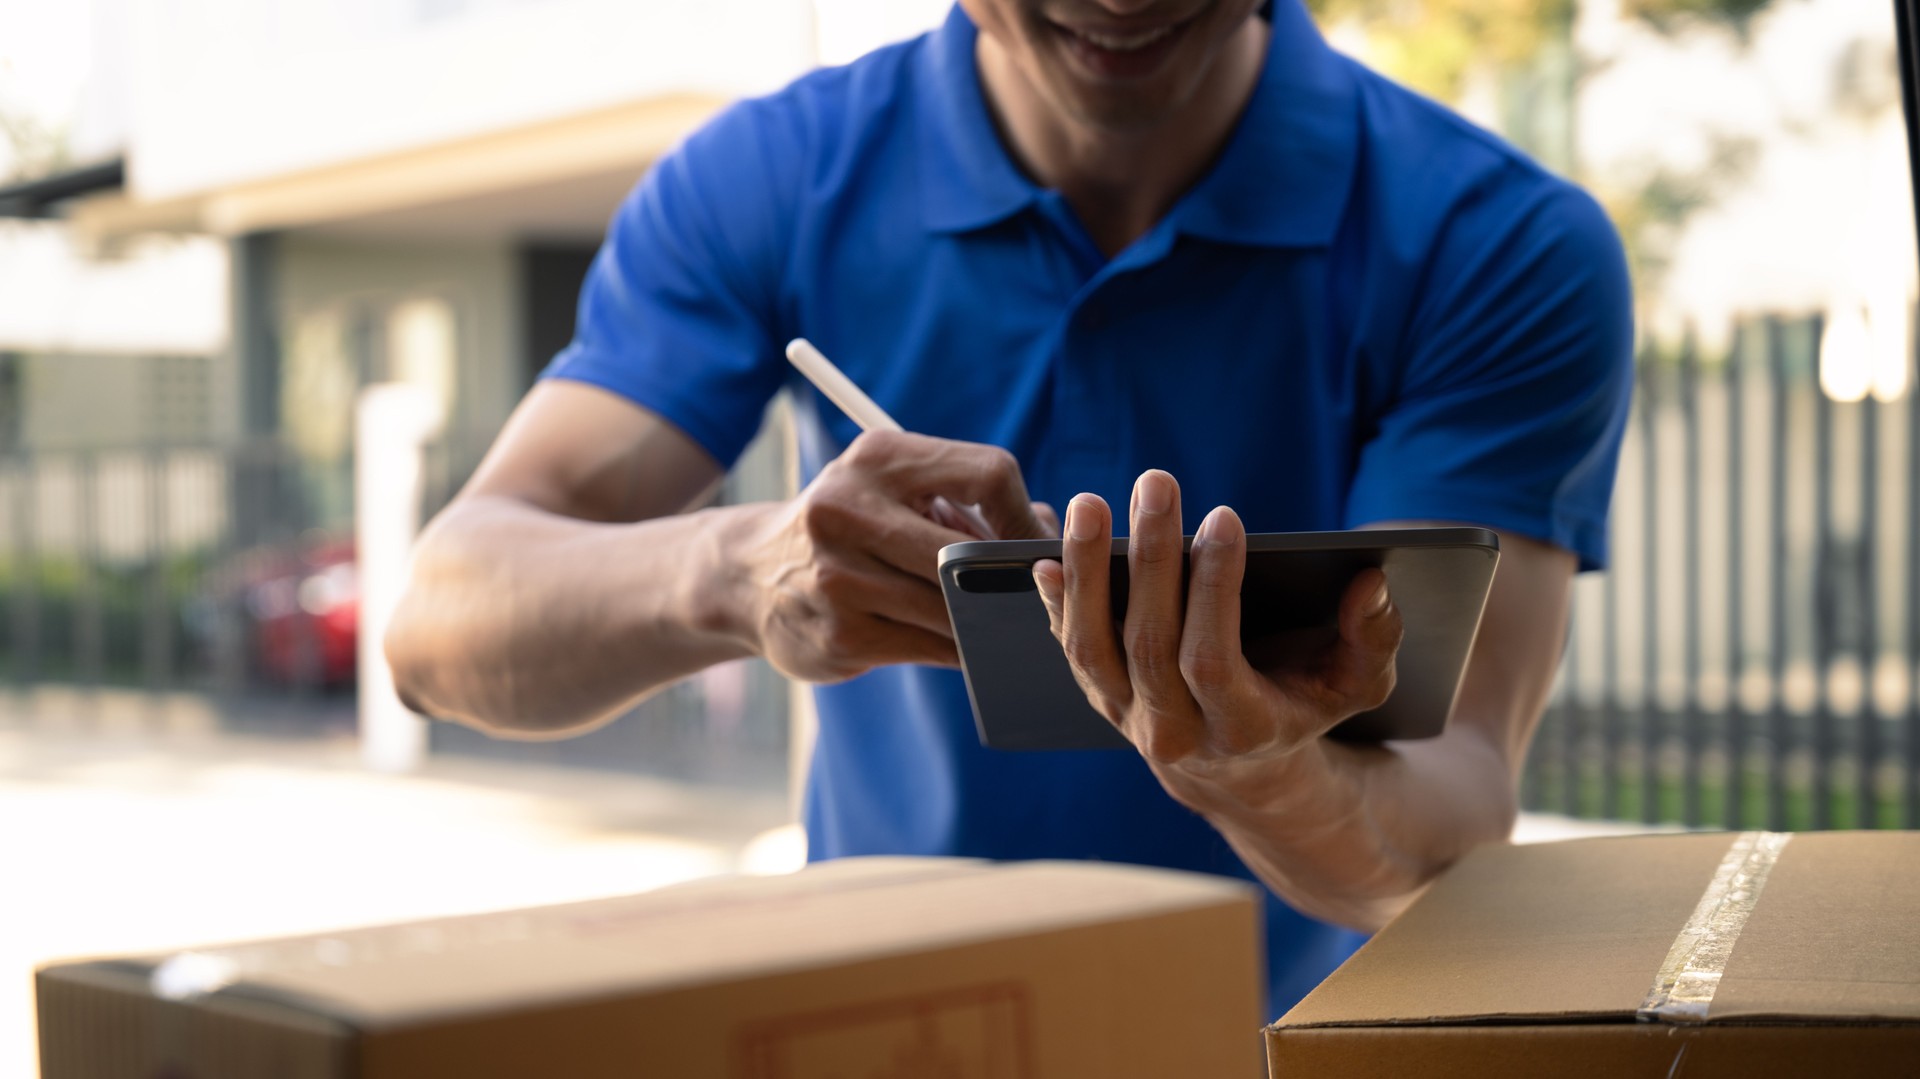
left=1076, top=25, right=1175, bottom=51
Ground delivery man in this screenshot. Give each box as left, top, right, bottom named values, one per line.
left=386, top=0, right=1633, bottom=1011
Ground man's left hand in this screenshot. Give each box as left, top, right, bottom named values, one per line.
left=1032, top=469, right=1558, bottom=931
left=1031, top=469, right=1401, bottom=795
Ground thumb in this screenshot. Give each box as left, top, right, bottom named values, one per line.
left=1323, top=568, right=1402, bottom=715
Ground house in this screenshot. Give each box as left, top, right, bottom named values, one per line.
left=0, top=0, right=943, bottom=770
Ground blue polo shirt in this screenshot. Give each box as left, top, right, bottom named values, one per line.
left=545, top=0, right=1633, bottom=1013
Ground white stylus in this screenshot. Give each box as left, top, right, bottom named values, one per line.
left=785, top=338, right=999, bottom=540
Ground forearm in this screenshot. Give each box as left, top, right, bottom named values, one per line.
left=386, top=494, right=762, bottom=736
left=1155, top=724, right=1517, bottom=932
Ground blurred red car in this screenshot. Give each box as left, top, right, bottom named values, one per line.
left=236, top=537, right=359, bottom=688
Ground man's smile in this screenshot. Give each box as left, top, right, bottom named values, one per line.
left=1045, top=9, right=1202, bottom=80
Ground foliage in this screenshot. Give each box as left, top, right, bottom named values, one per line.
left=1599, top=134, right=1760, bottom=299
left=0, top=108, right=68, bottom=185
left=1622, top=0, right=1775, bottom=39
left=1304, top=0, right=1788, bottom=302
left=1304, top=0, right=1575, bottom=101
left=0, top=551, right=216, bottom=685
left=1304, top=0, right=1779, bottom=102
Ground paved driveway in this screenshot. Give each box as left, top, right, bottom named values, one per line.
left=0, top=722, right=792, bottom=1077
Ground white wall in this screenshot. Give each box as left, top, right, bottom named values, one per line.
left=125, top=0, right=818, bottom=202
left=0, top=221, right=227, bottom=356
left=276, top=234, right=521, bottom=443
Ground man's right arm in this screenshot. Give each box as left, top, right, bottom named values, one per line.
left=385, top=379, right=1051, bottom=738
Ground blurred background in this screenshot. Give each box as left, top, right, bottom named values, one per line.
left=0, top=0, right=1913, bottom=1073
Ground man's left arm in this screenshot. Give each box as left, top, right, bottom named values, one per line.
left=1034, top=482, right=1570, bottom=931
left=1032, top=177, right=1631, bottom=930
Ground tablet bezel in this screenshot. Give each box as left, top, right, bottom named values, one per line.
left=937, top=527, right=1501, bottom=751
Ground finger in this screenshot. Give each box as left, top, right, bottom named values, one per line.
left=1057, top=495, right=1131, bottom=714
left=1033, top=558, right=1066, bottom=640
left=1180, top=506, right=1262, bottom=720
left=868, top=617, right=961, bottom=668
left=824, top=614, right=957, bottom=674
left=848, top=432, right=1047, bottom=540
left=1031, top=501, right=1061, bottom=539
left=928, top=496, right=995, bottom=540
left=1321, top=568, right=1403, bottom=718
left=850, top=499, right=979, bottom=582
left=837, top=551, right=956, bottom=638
left=1124, top=471, right=1204, bottom=759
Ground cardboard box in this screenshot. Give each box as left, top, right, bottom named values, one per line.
left=38, top=857, right=1265, bottom=1078
left=1266, top=831, right=1920, bottom=1077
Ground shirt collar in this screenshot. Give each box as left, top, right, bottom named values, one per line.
left=916, top=4, right=1038, bottom=233
left=915, top=1, right=1359, bottom=249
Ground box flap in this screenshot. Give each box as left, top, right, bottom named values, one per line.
left=55, top=858, right=1253, bottom=1030
left=1707, top=832, right=1920, bottom=1024
left=1277, top=833, right=1733, bottom=1028
left=1274, top=832, right=1920, bottom=1032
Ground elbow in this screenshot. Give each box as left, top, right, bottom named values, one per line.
left=383, top=590, right=440, bottom=719
left=382, top=592, right=607, bottom=740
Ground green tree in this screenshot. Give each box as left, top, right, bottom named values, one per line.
left=1305, top=0, right=1784, bottom=302
left=1304, top=0, right=1575, bottom=104
left=1623, top=0, right=1775, bottom=39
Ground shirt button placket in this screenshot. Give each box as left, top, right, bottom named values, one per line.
left=1053, top=294, right=1116, bottom=490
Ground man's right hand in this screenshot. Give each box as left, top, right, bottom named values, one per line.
left=390, top=385, right=1055, bottom=733
left=721, top=430, right=1056, bottom=683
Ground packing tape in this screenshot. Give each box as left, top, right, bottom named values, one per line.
left=1638, top=830, right=1792, bottom=1023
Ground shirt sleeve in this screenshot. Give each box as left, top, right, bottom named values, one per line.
left=538, top=97, right=799, bottom=470
left=1343, top=178, right=1635, bottom=571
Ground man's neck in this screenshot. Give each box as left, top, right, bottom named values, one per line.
left=974, top=17, right=1269, bottom=258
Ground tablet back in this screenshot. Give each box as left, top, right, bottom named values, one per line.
left=937, top=529, right=1500, bottom=751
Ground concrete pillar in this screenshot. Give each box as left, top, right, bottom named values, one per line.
left=355, top=383, right=440, bottom=773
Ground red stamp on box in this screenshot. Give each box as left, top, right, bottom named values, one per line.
left=733, top=981, right=1035, bottom=1079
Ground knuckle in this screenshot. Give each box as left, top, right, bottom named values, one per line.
left=1136, top=724, right=1196, bottom=765
left=1061, top=629, right=1105, bottom=670
left=1381, top=610, right=1407, bottom=652
left=1125, top=624, right=1179, bottom=675
left=1363, top=662, right=1398, bottom=710
left=1208, top=724, right=1266, bottom=758
left=1188, top=553, right=1235, bottom=591
left=1178, top=647, right=1235, bottom=697
left=1330, top=657, right=1397, bottom=713
left=798, top=493, right=849, bottom=540
left=981, top=447, right=1020, bottom=487
left=1130, top=533, right=1179, bottom=568
left=844, top=430, right=907, bottom=473
left=819, top=612, right=863, bottom=657
left=812, top=561, right=855, bottom=604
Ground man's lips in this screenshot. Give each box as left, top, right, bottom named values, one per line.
left=1047, top=14, right=1196, bottom=80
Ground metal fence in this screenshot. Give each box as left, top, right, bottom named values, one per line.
left=1524, top=313, right=1920, bottom=829
left=0, top=424, right=791, bottom=787
left=6, top=343, right=1920, bottom=823
left=0, top=442, right=296, bottom=698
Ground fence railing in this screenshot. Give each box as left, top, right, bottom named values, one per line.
left=0, top=428, right=791, bottom=786
left=1523, top=313, right=1920, bottom=829
left=5, top=341, right=1919, bottom=822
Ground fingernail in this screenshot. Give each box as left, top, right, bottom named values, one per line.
left=1196, top=507, right=1222, bottom=543
left=1135, top=471, right=1171, bottom=516
left=1365, top=579, right=1391, bottom=616
left=1067, top=497, right=1099, bottom=541
left=1032, top=562, right=1060, bottom=604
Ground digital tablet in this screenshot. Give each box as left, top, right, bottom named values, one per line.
left=936, top=527, right=1500, bottom=751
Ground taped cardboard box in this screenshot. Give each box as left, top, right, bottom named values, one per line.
left=38, top=857, right=1265, bottom=1079
left=1267, top=831, right=1920, bottom=1077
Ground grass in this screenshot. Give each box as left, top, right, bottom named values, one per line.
left=0, top=550, right=217, bottom=686
left=1525, top=758, right=1913, bottom=830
